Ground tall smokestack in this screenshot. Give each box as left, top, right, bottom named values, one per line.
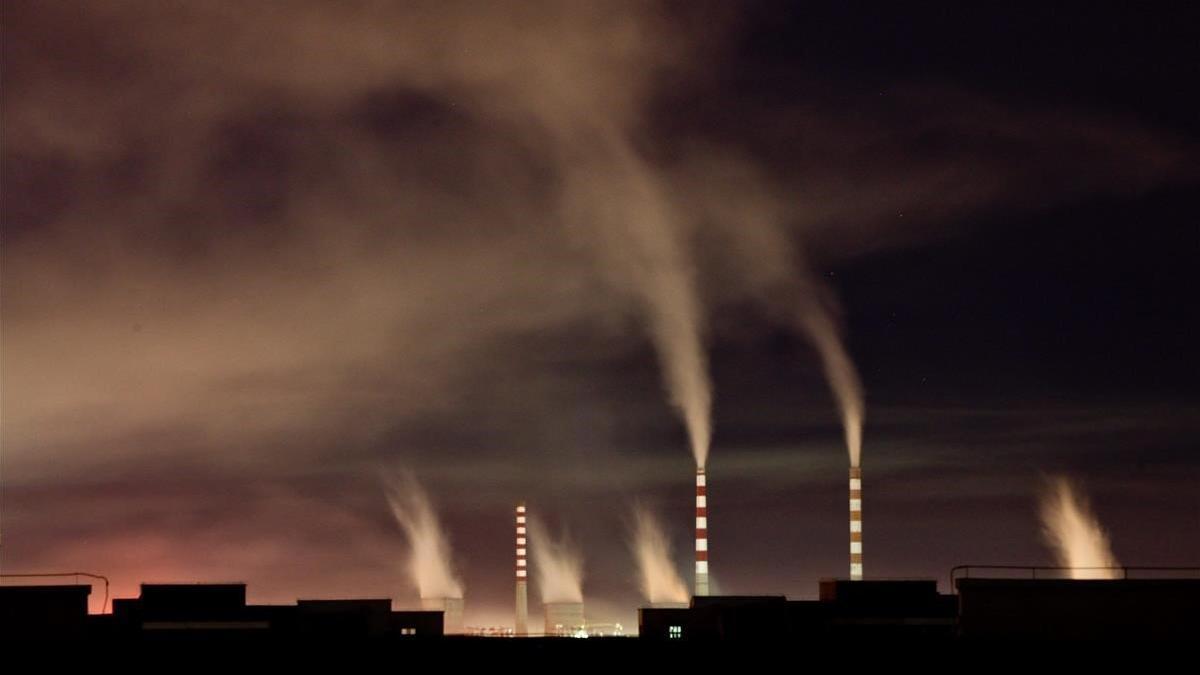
left=515, top=502, right=528, bottom=635
left=849, top=466, right=863, bottom=580
left=695, top=467, right=709, bottom=596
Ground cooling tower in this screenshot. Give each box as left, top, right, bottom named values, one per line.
left=515, top=502, right=528, bottom=635
left=695, top=466, right=709, bottom=596
left=849, top=466, right=863, bottom=580
left=543, top=601, right=585, bottom=637
left=421, top=596, right=464, bottom=634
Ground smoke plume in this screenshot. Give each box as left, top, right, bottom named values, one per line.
left=669, top=151, right=865, bottom=466
left=1039, top=476, right=1121, bottom=579
left=552, top=131, right=712, bottom=470
left=629, top=505, right=688, bottom=604
left=383, top=472, right=464, bottom=599
left=798, top=309, right=865, bottom=467
left=527, top=516, right=584, bottom=604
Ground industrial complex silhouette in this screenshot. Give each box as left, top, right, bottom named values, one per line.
left=4, top=568, right=1197, bottom=644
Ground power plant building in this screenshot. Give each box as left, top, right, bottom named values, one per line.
left=640, top=580, right=956, bottom=641
left=543, top=601, right=585, bottom=637
left=7, top=572, right=1200, bottom=644
left=0, top=583, right=445, bottom=640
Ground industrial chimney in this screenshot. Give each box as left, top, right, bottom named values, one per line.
left=515, top=502, right=528, bottom=635
left=695, top=466, right=709, bottom=596
left=849, top=466, right=863, bottom=580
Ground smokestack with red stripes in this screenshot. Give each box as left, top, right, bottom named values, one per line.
left=695, top=467, right=709, bottom=596
left=515, top=502, right=528, bottom=635
left=849, top=467, right=863, bottom=580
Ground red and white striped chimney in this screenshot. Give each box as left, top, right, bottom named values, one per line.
left=695, top=467, right=709, bottom=596
left=515, top=502, right=528, bottom=635
left=849, top=467, right=863, bottom=580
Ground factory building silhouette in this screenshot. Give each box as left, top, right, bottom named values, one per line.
left=4, top=569, right=1198, bottom=643
left=640, top=580, right=956, bottom=642
left=2, top=583, right=442, bottom=641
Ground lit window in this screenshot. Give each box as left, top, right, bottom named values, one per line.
left=668, top=625, right=682, bottom=639
left=400, top=627, right=417, bottom=636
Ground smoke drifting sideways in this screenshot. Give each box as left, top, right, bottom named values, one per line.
left=1039, top=476, right=1121, bottom=580
left=629, top=505, right=689, bottom=604
left=527, top=516, right=584, bottom=604
left=5, top=2, right=1183, bottom=493
left=552, top=124, right=713, bottom=472
left=383, top=472, right=464, bottom=600
left=669, top=153, right=867, bottom=467
left=799, top=310, right=865, bottom=467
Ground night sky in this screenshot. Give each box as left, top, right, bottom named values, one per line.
left=3, top=1, right=1197, bottom=629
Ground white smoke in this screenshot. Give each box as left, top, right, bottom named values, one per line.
left=798, top=308, right=865, bottom=467
left=383, top=471, right=464, bottom=599
left=629, top=505, right=688, bottom=604
left=1039, top=476, right=1121, bottom=580
left=667, top=151, right=865, bottom=467
left=554, top=131, right=712, bottom=470
left=527, top=515, right=584, bottom=604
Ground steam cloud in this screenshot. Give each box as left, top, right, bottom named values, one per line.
left=629, top=505, right=689, bottom=604
left=1039, top=476, right=1121, bottom=580
left=383, top=472, right=464, bottom=599
left=527, top=516, right=584, bottom=604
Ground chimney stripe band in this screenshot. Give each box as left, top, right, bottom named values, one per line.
left=850, top=468, right=863, bottom=580
left=696, top=467, right=710, bottom=596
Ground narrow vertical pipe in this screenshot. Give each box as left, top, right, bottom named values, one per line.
left=515, top=502, right=528, bottom=635
left=695, top=467, right=709, bottom=596
left=849, top=467, right=863, bottom=580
